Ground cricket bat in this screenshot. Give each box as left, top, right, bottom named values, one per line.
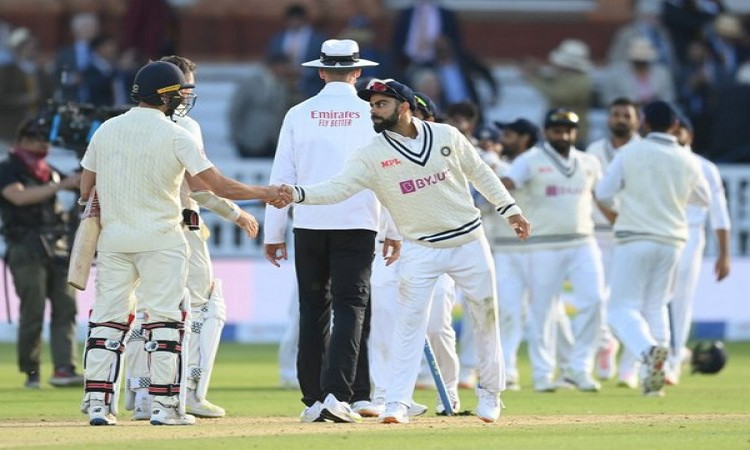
left=68, top=188, right=100, bottom=290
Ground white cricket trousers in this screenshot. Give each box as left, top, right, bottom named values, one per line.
left=494, top=249, right=530, bottom=382
left=608, top=240, right=681, bottom=359
left=370, top=242, right=457, bottom=397
left=668, top=226, right=705, bottom=366
left=526, top=240, right=604, bottom=383
left=385, top=236, right=503, bottom=405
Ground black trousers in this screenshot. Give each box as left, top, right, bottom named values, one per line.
left=294, top=228, right=375, bottom=406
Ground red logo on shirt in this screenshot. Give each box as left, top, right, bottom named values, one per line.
left=310, top=110, right=361, bottom=127
left=538, top=166, right=553, bottom=173
left=381, top=158, right=402, bottom=168
left=545, top=185, right=584, bottom=197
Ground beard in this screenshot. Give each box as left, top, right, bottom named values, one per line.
left=372, top=110, right=400, bottom=133
left=610, top=123, right=631, bottom=138
left=549, top=139, right=571, bottom=154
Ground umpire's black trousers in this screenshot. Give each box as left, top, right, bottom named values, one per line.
left=294, top=228, right=375, bottom=407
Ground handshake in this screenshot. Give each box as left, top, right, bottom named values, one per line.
left=265, top=185, right=295, bottom=208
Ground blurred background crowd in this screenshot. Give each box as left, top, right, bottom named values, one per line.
left=1, top=0, right=750, bottom=162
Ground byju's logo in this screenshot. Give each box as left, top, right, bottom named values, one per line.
left=399, top=180, right=417, bottom=194
left=398, top=169, right=451, bottom=194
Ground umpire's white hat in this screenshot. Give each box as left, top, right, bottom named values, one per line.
left=301, top=39, right=378, bottom=68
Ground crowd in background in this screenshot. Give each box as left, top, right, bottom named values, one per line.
left=1, top=0, right=750, bottom=161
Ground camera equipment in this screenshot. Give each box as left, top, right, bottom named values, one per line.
left=36, top=100, right=129, bottom=158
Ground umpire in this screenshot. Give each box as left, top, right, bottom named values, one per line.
left=0, top=118, right=82, bottom=388
left=264, top=39, right=383, bottom=423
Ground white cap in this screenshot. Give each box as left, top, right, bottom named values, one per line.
left=301, top=39, right=378, bottom=68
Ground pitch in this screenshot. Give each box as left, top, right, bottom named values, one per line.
left=1, top=343, right=748, bottom=449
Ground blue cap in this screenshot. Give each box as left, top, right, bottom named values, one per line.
left=358, top=78, right=417, bottom=111
left=413, top=91, right=439, bottom=119
left=495, top=118, right=540, bottom=147
left=643, top=100, right=678, bottom=130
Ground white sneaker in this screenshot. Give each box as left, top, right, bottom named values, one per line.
left=300, top=401, right=324, bottom=423
left=435, top=390, right=460, bottom=415
left=642, top=346, right=669, bottom=397
left=533, top=378, right=557, bottom=393
left=88, top=400, right=116, bottom=426
left=379, top=401, right=409, bottom=424
left=132, top=390, right=152, bottom=421
left=186, top=391, right=226, bottom=418
left=617, top=374, right=639, bottom=389
left=351, top=400, right=384, bottom=417
left=407, top=399, right=428, bottom=417
left=553, top=377, right=576, bottom=390
left=320, top=393, right=362, bottom=423
left=596, top=338, right=620, bottom=380
left=505, top=378, right=521, bottom=392
left=150, top=401, right=196, bottom=426
left=563, top=371, right=601, bottom=392
left=475, top=387, right=502, bottom=423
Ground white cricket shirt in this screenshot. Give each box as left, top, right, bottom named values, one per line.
left=81, top=107, right=214, bottom=252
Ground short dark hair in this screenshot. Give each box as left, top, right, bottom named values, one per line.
left=286, top=4, right=307, bottom=19
left=446, top=101, right=479, bottom=123
left=159, top=55, right=196, bottom=76
left=643, top=100, right=677, bottom=132
left=609, top=97, right=637, bottom=110
left=15, top=117, right=48, bottom=143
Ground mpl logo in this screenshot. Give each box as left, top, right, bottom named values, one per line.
left=538, top=166, right=554, bottom=173
left=399, top=169, right=451, bottom=194
left=381, top=158, right=401, bottom=168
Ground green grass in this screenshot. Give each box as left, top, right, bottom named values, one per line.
left=1, top=342, right=749, bottom=449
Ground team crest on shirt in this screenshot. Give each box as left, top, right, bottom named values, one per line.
left=440, top=146, right=451, bottom=156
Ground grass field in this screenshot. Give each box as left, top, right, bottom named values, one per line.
left=1, top=342, right=748, bottom=449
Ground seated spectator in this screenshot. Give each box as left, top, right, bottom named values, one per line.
left=608, top=0, right=676, bottom=69
left=82, top=34, right=128, bottom=107
left=708, top=62, right=750, bottom=162
left=601, top=37, right=676, bottom=105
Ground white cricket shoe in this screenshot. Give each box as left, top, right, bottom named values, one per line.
left=435, top=390, right=460, bottom=415
left=300, top=401, right=325, bottom=423
left=407, top=399, right=428, bottom=417
left=132, top=390, right=152, bottom=421
left=596, top=338, right=620, bottom=380
left=186, top=391, right=226, bottom=418
left=642, top=346, right=669, bottom=397
left=150, top=401, right=196, bottom=426
left=88, top=400, right=116, bottom=426
left=533, top=378, right=557, bottom=393
left=563, top=371, right=602, bottom=392
left=379, top=402, right=409, bottom=424
left=505, top=378, right=521, bottom=392
left=475, top=387, right=502, bottom=423
left=320, top=394, right=362, bottom=423
left=352, top=400, right=384, bottom=417
left=617, top=374, right=639, bottom=389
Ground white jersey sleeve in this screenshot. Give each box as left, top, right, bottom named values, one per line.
left=264, top=114, right=298, bottom=244
left=81, top=138, right=98, bottom=172
left=594, top=153, right=624, bottom=204
left=704, top=160, right=731, bottom=230
left=456, top=130, right=520, bottom=217
left=293, top=149, right=373, bottom=205
left=173, top=128, right=213, bottom=176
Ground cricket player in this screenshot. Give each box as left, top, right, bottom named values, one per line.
left=277, top=79, right=530, bottom=424
left=585, top=97, right=641, bottom=386
left=502, top=108, right=605, bottom=393
left=79, top=60, right=285, bottom=426
left=596, top=100, right=710, bottom=397
left=667, top=114, right=730, bottom=384
left=123, top=56, right=258, bottom=420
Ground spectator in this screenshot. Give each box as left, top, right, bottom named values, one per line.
left=338, top=15, right=391, bottom=79
left=0, top=28, right=53, bottom=148
left=392, top=0, right=462, bottom=74
left=82, top=35, right=128, bottom=107
left=120, top=0, right=177, bottom=60
left=662, top=0, right=724, bottom=67
left=267, top=4, right=327, bottom=99
left=705, top=13, right=745, bottom=78
left=601, top=37, right=676, bottom=105
left=52, top=12, right=100, bottom=102
left=708, top=62, right=750, bottom=162
left=228, top=54, right=301, bottom=158
left=678, top=38, right=723, bottom=153
left=524, top=39, right=594, bottom=145
left=608, top=0, right=676, bottom=69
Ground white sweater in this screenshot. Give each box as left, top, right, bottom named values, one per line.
left=505, top=144, right=601, bottom=248
left=595, top=133, right=710, bottom=245
left=291, top=118, right=522, bottom=248
left=686, top=153, right=731, bottom=230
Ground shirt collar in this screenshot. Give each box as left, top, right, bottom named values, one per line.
left=382, top=116, right=424, bottom=143
left=646, top=132, right=678, bottom=145
left=319, top=81, right=358, bottom=96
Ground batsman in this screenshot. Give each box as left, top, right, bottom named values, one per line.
left=78, top=60, right=286, bottom=426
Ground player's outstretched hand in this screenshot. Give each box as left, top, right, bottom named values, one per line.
left=715, top=254, right=730, bottom=281
left=264, top=243, right=287, bottom=267
left=382, top=238, right=401, bottom=266
left=235, top=209, right=259, bottom=238
left=508, top=213, right=531, bottom=241
left=266, top=185, right=292, bottom=208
